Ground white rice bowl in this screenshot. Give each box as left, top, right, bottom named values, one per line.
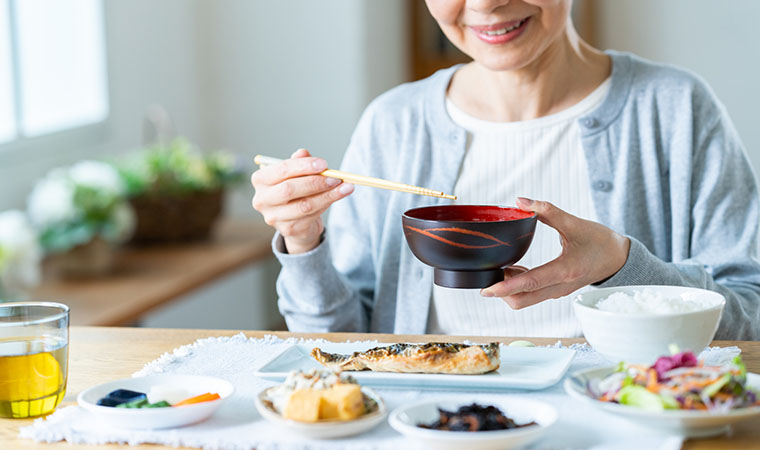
left=574, top=286, right=725, bottom=363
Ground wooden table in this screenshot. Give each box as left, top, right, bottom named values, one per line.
left=30, top=220, right=274, bottom=326
left=1, top=327, right=758, bottom=449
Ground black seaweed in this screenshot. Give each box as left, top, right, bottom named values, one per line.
left=418, top=403, right=537, bottom=432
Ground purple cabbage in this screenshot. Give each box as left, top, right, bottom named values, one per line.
left=651, top=351, right=698, bottom=381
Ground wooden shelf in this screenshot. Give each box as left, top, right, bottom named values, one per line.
left=30, top=219, right=275, bottom=327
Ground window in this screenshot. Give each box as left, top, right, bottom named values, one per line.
left=0, top=0, right=108, bottom=145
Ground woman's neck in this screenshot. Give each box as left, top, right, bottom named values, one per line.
left=447, top=26, right=611, bottom=122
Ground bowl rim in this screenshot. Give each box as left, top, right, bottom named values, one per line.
left=388, top=398, right=556, bottom=441
left=573, top=285, right=726, bottom=318
left=402, top=204, right=537, bottom=223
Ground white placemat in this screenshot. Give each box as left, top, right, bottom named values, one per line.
left=19, top=334, right=740, bottom=450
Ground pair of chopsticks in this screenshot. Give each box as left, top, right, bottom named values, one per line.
left=254, top=155, right=456, bottom=200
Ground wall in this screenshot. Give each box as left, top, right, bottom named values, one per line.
left=594, top=0, right=760, bottom=173
left=196, top=0, right=409, bottom=217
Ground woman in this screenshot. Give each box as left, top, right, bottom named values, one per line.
left=251, top=0, right=760, bottom=339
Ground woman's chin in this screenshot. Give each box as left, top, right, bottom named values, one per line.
left=472, top=53, right=537, bottom=73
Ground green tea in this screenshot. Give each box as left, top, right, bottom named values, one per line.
left=0, top=336, right=68, bottom=418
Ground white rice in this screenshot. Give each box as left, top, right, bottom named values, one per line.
left=595, top=288, right=717, bottom=314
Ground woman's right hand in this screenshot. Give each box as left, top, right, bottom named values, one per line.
left=251, top=149, right=354, bottom=254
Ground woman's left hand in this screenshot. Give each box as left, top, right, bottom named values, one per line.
left=481, top=197, right=631, bottom=309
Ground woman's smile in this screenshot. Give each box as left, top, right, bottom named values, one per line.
left=468, top=17, right=531, bottom=44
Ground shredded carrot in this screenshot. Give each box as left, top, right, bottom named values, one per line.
left=173, top=392, right=220, bottom=407
left=646, top=369, right=660, bottom=393
left=680, top=378, right=719, bottom=391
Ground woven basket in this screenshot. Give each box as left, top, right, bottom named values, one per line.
left=129, top=189, right=223, bottom=243
left=46, top=237, right=116, bottom=278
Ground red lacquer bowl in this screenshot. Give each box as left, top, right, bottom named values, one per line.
left=402, top=205, right=537, bottom=289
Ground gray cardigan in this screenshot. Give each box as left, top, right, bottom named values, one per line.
left=273, top=51, right=760, bottom=340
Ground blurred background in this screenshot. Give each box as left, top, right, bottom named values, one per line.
left=0, top=0, right=758, bottom=331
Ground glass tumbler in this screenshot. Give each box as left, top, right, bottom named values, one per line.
left=0, top=302, right=69, bottom=418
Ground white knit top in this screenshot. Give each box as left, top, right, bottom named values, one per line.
left=427, top=78, right=611, bottom=337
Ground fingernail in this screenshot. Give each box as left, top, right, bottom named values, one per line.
left=338, top=183, right=354, bottom=195
left=325, top=177, right=340, bottom=187
left=312, top=159, right=327, bottom=171
left=480, top=289, right=494, bottom=298
left=517, top=197, right=534, bottom=206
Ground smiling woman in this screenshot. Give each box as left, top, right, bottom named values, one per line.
left=251, top=0, right=760, bottom=340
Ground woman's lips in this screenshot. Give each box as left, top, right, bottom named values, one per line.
left=469, top=17, right=530, bottom=44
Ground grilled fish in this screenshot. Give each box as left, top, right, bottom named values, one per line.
left=311, top=342, right=500, bottom=375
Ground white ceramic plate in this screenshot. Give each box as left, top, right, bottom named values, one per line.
left=78, top=374, right=234, bottom=430
left=254, top=386, right=387, bottom=439
left=564, top=366, right=760, bottom=438
left=255, top=343, right=575, bottom=390
left=389, top=398, right=557, bottom=450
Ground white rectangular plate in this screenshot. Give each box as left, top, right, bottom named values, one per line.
left=255, top=342, right=575, bottom=391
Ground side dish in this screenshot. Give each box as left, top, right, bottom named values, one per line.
left=95, top=387, right=220, bottom=409
left=418, top=403, right=537, bottom=432
left=311, top=342, right=500, bottom=374
left=262, top=370, right=378, bottom=422
left=589, top=351, right=759, bottom=411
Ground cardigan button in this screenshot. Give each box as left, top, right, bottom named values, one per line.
left=449, top=132, right=459, bottom=143
left=582, top=117, right=598, bottom=128
left=592, top=180, right=613, bottom=192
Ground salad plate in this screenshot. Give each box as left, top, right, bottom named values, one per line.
left=564, top=366, right=760, bottom=438
left=78, top=374, right=234, bottom=430
left=388, top=398, right=556, bottom=450
left=255, top=342, right=575, bottom=390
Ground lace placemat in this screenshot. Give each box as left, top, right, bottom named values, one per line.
left=20, top=334, right=740, bottom=450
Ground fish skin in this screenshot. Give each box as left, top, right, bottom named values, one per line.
left=311, top=342, right=500, bottom=375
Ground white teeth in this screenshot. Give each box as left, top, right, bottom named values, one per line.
left=481, top=19, right=524, bottom=36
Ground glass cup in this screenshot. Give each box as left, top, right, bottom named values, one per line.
left=0, top=302, right=69, bottom=418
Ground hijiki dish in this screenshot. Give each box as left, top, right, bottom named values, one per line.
left=588, top=351, right=760, bottom=411
left=418, top=403, right=537, bottom=432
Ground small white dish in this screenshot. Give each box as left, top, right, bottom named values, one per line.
left=77, top=374, right=234, bottom=430
left=574, top=285, right=725, bottom=363
left=564, top=366, right=760, bottom=438
left=254, top=385, right=387, bottom=439
left=255, top=343, right=575, bottom=390
left=388, top=398, right=556, bottom=450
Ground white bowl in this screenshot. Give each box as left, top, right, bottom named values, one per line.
left=388, top=398, right=556, bottom=450
left=565, top=366, right=760, bottom=438
left=254, top=386, right=387, bottom=439
left=78, top=374, right=234, bottom=430
left=574, top=285, right=725, bottom=363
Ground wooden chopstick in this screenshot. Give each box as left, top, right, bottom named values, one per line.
left=254, top=155, right=456, bottom=200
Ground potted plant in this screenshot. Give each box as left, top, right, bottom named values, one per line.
left=0, top=210, right=42, bottom=300
left=26, top=160, right=135, bottom=277
left=117, top=138, right=243, bottom=243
